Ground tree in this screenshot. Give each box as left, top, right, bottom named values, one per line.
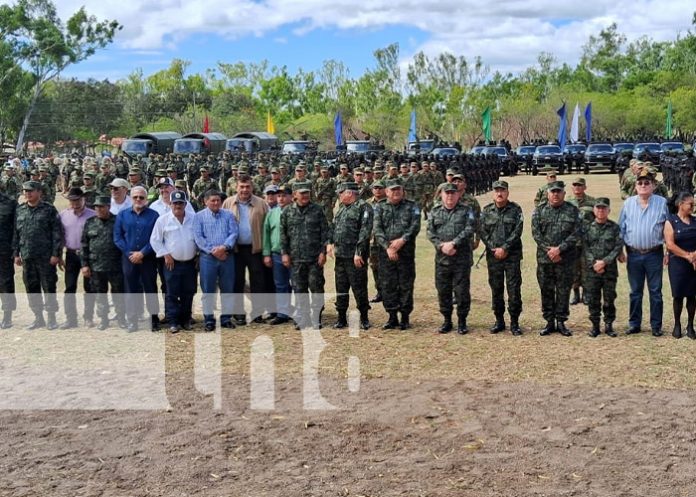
left=1, top=0, right=121, bottom=151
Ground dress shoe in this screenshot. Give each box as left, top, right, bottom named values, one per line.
left=399, top=314, right=411, bottom=331
left=169, top=325, right=180, bottom=334
left=204, top=322, right=216, bottom=332
left=510, top=320, right=522, bottom=336
left=46, top=312, right=58, bottom=330
left=1, top=311, right=13, bottom=329
left=220, top=320, right=236, bottom=329
left=673, top=323, right=683, bottom=339
left=438, top=321, right=453, bottom=334
left=457, top=322, right=468, bottom=335
left=557, top=321, right=572, bottom=337
left=180, top=321, right=194, bottom=331
left=539, top=321, right=555, bottom=336
left=382, top=313, right=399, bottom=330
left=27, top=318, right=46, bottom=330
left=98, top=321, right=109, bottom=331
left=126, top=322, right=139, bottom=333
left=269, top=316, right=290, bottom=325
left=625, top=327, right=641, bottom=335
left=60, top=320, right=78, bottom=330
left=489, top=320, right=505, bottom=334
left=687, top=324, right=696, bottom=340
left=570, top=289, right=581, bottom=305
left=369, top=293, right=382, bottom=303
left=252, top=316, right=265, bottom=324
left=604, top=323, right=617, bottom=337
left=652, top=328, right=663, bottom=337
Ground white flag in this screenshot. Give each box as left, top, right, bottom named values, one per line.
left=570, top=103, right=580, bottom=143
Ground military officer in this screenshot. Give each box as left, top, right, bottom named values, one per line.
left=368, top=180, right=387, bottom=303
left=0, top=189, right=17, bottom=328
left=479, top=180, right=524, bottom=335
left=533, top=170, right=557, bottom=207
left=314, top=165, right=337, bottom=222
left=567, top=177, right=596, bottom=305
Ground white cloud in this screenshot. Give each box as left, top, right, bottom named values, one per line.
left=53, top=0, right=695, bottom=75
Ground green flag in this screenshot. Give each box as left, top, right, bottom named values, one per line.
left=665, top=100, right=672, bottom=139
left=482, top=106, right=492, bottom=142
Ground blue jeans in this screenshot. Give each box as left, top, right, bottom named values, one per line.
left=627, top=250, right=663, bottom=331
left=199, top=253, right=235, bottom=324
left=271, top=253, right=291, bottom=318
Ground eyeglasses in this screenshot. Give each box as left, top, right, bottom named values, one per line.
left=636, top=180, right=652, bottom=186
left=131, top=195, right=146, bottom=200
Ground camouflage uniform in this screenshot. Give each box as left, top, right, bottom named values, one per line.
left=367, top=195, right=386, bottom=300
left=0, top=192, right=17, bottom=318
left=81, top=211, right=125, bottom=326
left=0, top=173, right=21, bottom=200
left=314, top=176, right=337, bottom=222
left=567, top=193, right=596, bottom=299
left=426, top=199, right=476, bottom=327
left=252, top=173, right=269, bottom=196
left=479, top=200, right=524, bottom=326
left=532, top=197, right=582, bottom=329
left=330, top=196, right=373, bottom=320
left=373, top=196, right=421, bottom=322
left=582, top=217, right=623, bottom=330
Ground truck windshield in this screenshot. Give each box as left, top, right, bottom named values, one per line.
left=347, top=143, right=370, bottom=153
left=174, top=140, right=202, bottom=154
left=122, top=140, right=148, bottom=155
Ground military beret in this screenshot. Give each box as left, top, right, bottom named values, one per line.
left=594, top=197, right=610, bottom=207
left=548, top=180, right=565, bottom=191
left=385, top=179, right=403, bottom=189
left=492, top=180, right=509, bottom=189
left=337, top=181, right=358, bottom=193
left=93, top=195, right=111, bottom=207
left=441, top=183, right=458, bottom=193
left=292, top=182, right=312, bottom=193
left=572, top=177, right=586, bottom=186
left=22, top=181, right=42, bottom=191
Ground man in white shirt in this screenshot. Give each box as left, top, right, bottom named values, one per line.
left=150, top=177, right=195, bottom=217
left=109, top=178, right=132, bottom=215
left=150, top=191, right=197, bottom=333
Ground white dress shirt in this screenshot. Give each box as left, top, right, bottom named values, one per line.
left=150, top=210, right=198, bottom=261
left=150, top=197, right=196, bottom=217
left=110, top=195, right=132, bottom=215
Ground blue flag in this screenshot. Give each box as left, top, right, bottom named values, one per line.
left=408, top=109, right=417, bottom=142
left=584, top=102, right=592, bottom=143
left=557, top=103, right=567, bottom=148
left=334, top=112, right=343, bottom=146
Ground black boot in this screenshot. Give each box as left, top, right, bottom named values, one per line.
left=457, top=318, right=468, bottom=335
left=46, top=312, right=58, bottom=330
left=489, top=315, right=505, bottom=333
left=588, top=320, right=601, bottom=338
left=570, top=288, right=581, bottom=305
left=438, top=315, right=452, bottom=334
left=400, top=312, right=411, bottom=331
left=333, top=310, right=348, bottom=329
left=687, top=324, right=696, bottom=340
left=0, top=311, right=12, bottom=329
left=151, top=315, right=161, bottom=332
left=382, top=312, right=399, bottom=329
left=98, top=319, right=109, bottom=331
left=60, top=317, right=78, bottom=330
left=28, top=311, right=46, bottom=330
left=539, top=320, right=555, bottom=336
left=359, top=309, right=370, bottom=330
left=510, top=317, right=522, bottom=336
left=604, top=322, right=617, bottom=337
left=673, top=322, right=683, bottom=339
left=557, top=321, right=572, bottom=337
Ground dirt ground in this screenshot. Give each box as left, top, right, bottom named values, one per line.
left=2, top=171, right=695, bottom=496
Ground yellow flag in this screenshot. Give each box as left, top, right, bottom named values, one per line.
left=266, top=111, right=275, bottom=134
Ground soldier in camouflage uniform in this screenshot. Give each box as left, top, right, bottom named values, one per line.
left=252, top=163, right=269, bottom=196
left=367, top=180, right=387, bottom=303
left=0, top=164, right=22, bottom=199
left=353, top=168, right=372, bottom=201
left=533, top=170, right=557, bottom=207
left=96, top=162, right=115, bottom=195
left=582, top=198, right=623, bottom=337
left=403, top=163, right=419, bottom=202
left=13, top=181, right=63, bottom=330
left=373, top=179, right=421, bottom=330
left=479, top=180, right=524, bottom=335
left=567, top=177, right=596, bottom=305
left=280, top=182, right=329, bottom=330
left=38, top=167, right=56, bottom=204
left=0, top=190, right=17, bottom=328
left=452, top=173, right=481, bottom=250
left=620, top=160, right=640, bottom=200
left=427, top=183, right=476, bottom=334
left=314, top=165, right=337, bottom=222
left=328, top=182, right=373, bottom=330
left=335, top=164, right=354, bottom=188
left=81, top=195, right=126, bottom=330
left=192, top=166, right=215, bottom=206
left=82, top=172, right=98, bottom=208
left=532, top=181, right=582, bottom=336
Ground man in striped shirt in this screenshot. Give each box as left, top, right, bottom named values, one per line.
left=618, top=168, right=669, bottom=336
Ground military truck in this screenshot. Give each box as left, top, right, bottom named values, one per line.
left=121, top=132, right=181, bottom=157
left=173, top=132, right=228, bottom=156
left=407, top=139, right=436, bottom=155
left=226, top=132, right=278, bottom=154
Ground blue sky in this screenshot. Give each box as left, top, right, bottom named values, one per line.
left=52, top=0, right=694, bottom=82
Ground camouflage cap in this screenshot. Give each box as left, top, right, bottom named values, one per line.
left=385, top=179, right=403, bottom=189
left=295, top=164, right=307, bottom=171
left=93, top=195, right=111, bottom=207
left=174, top=179, right=187, bottom=188
left=545, top=170, right=558, bottom=177
left=83, top=171, right=96, bottom=179
left=364, top=167, right=373, bottom=173
left=155, top=169, right=167, bottom=176
left=337, top=181, right=358, bottom=193
left=270, top=167, right=280, bottom=173
left=279, top=184, right=293, bottom=195
left=371, top=180, right=386, bottom=189
left=200, top=165, right=210, bottom=172
left=492, top=180, right=509, bottom=189
left=441, top=183, right=458, bottom=193
left=594, top=197, right=610, bottom=207
left=637, top=167, right=656, bottom=181
left=445, top=168, right=456, bottom=175
left=339, top=164, right=348, bottom=170
left=548, top=180, right=565, bottom=191
left=38, top=166, right=49, bottom=172
left=572, top=177, right=586, bottom=186
left=292, top=182, right=312, bottom=193
left=166, top=166, right=176, bottom=172
left=128, top=167, right=141, bottom=175
left=22, top=181, right=42, bottom=191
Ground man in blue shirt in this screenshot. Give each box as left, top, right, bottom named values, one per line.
left=619, top=168, right=669, bottom=336
left=114, top=185, right=160, bottom=332
left=193, top=189, right=239, bottom=331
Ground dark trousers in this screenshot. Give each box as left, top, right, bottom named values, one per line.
left=0, top=252, right=16, bottom=312
left=90, top=270, right=125, bottom=322
left=233, top=245, right=266, bottom=318
left=64, top=249, right=95, bottom=322
left=23, top=257, right=58, bottom=314
left=537, top=260, right=574, bottom=322
left=335, top=257, right=369, bottom=312
left=291, top=261, right=325, bottom=325
left=122, top=255, right=160, bottom=323
left=378, top=250, right=416, bottom=314
left=487, top=256, right=522, bottom=318
left=435, top=259, right=471, bottom=320
left=627, top=250, right=663, bottom=330
left=163, top=259, right=197, bottom=325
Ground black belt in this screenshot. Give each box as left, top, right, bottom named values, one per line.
left=627, top=245, right=662, bottom=255
left=66, top=248, right=81, bottom=255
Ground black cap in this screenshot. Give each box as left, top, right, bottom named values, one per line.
left=170, top=191, right=187, bottom=203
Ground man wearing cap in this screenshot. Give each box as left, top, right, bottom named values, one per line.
left=374, top=179, right=421, bottom=330
left=619, top=167, right=669, bottom=336
left=81, top=172, right=98, bottom=208
left=314, top=166, right=337, bottom=222
left=0, top=165, right=21, bottom=199
left=14, top=181, right=63, bottom=329
left=81, top=195, right=126, bottom=330
left=532, top=180, right=582, bottom=336
left=192, top=167, right=215, bottom=205
left=149, top=177, right=195, bottom=217
left=38, top=167, right=56, bottom=204
left=533, top=170, right=557, bottom=207
left=59, top=187, right=96, bottom=329
left=335, top=164, right=353, bottom=188
left=109, top=178, right=132, bottom=216
left=327, top=181, right=374, bottom=330
left=263, top=184, right=293, bottom=325
left=252, top=164, right=269, bottom=195
left=0, top=188, right=17, bottom=328
left=583, top=198, right=623, bottom=337
left=127, top=168, right=145, bottom=189
left=620, top=160, right=641, bottom=200
left=427, top=183, right=476, bottom=334
left=150, top=191, right=197, bottom=333
left=480, top=180, right=524, bottom=335
left=567, top=177, right=596, bottom=305
left=368, top=180, right=387, bottom=303
left=281, top=181, right=329, bottom=329
left=114, top=185, right=161, bottom=333
left=96, top=163, right=115, bottom=195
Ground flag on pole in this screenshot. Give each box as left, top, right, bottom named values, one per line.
left=408, top=109, right=417, bottom=142
left=570, top=103, right=579, bottom=143
left=482, top=106, right=492, bottom=143
left=557, top=103, right=567, bottom=149
left=665, top=100, right=672, bottom=139
left=334, top=112, right=343, bottom=146
left=202, top=114, right=210, bottom=133
left=266, top=110, right=275, bottom=134
left=584, top=102, right=592, bottom=143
